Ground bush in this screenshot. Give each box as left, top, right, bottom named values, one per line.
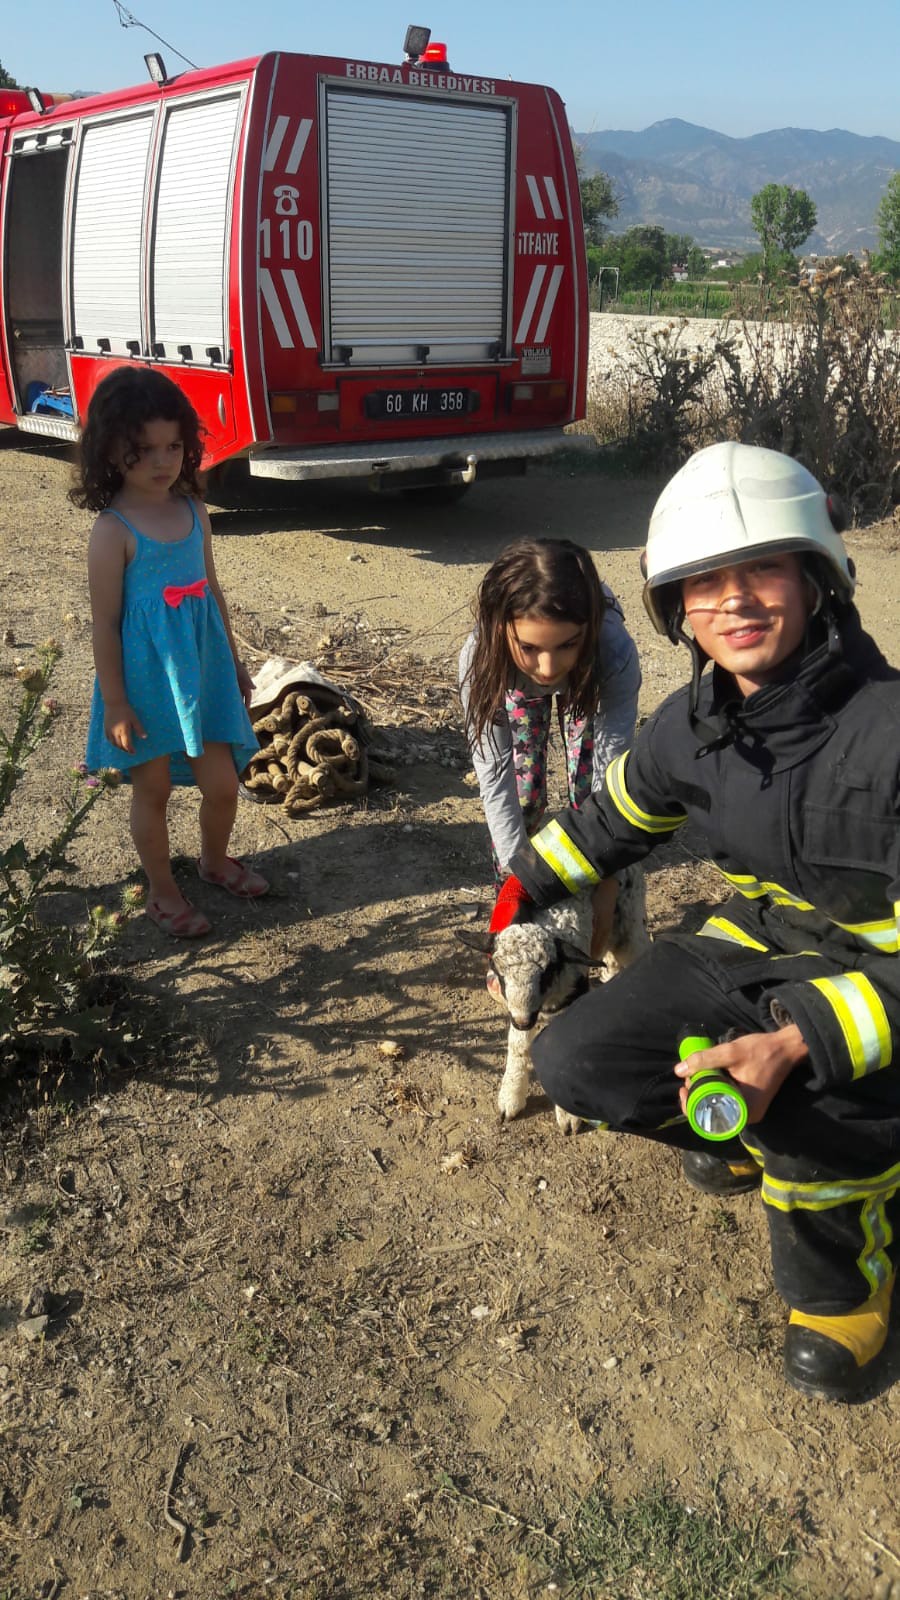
left=587, top=266, right=900, bottom=517
left=585, top=319, right=727, bottom=464
left=716, top=265, right=900, bottom=518
left=0, top=641, right=142, bottom=1071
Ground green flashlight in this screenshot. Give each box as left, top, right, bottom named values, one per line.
left=678, top=1032, right=749, bottom=1142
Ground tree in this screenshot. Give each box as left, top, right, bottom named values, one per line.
left=663, top=233, right=694, bottom=271
left=573, top=147, right=618, bottom=246
left=749, top=183, right=817, bottom=278
left=686, top=245, right=708, bottom=279
left=722, top=252, right=766, bottom=283
left=588, top=226, right=705, bottom=292
left=874, top=171, right=900, bottom=281
left=0, top=60, right=18, bottom=89
left=579, top=170, right=618, bottom=245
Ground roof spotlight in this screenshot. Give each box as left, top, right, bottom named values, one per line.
left=144, top=52, right=168, bottom=86
left=403, top=24, right=431, bottom=63
left=26, top=88, right=47, bottom=114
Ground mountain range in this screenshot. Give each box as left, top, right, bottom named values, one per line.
left=576, top=120, right=900, bottom=254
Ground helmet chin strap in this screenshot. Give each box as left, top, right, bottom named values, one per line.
left=673, top=621, right=709, bottom=721
left=671, top=618, right=732, bottom=753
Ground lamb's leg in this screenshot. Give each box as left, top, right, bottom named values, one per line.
left=497, top=1022, right=536, bottom=1121
left=498, top=1018, right=583, bottom=1135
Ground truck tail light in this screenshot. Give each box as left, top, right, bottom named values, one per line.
left=507, top=380, right=569, bottom=415
left=269, top=390, right=338, bottom=418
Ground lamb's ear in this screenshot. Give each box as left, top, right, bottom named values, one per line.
left=557, top=938, right=592, bottom=967
left=456, top=927, right=496, bottom=955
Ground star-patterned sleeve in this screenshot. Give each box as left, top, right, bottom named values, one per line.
left=459, top=631, right=530, bottom=873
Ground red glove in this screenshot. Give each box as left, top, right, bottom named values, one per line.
left=489, top=874, right=532, bottom=934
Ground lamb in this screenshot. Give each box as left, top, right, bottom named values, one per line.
left=458, top=867, right=650, bottom=1132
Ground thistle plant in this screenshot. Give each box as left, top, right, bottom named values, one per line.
left=0, top=640, right=142, bottom=1066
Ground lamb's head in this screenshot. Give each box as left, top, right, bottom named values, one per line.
left=457, top=923, right=590, bottom=1032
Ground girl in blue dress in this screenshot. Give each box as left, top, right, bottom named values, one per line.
left=77, top=368, right=267, bottom=939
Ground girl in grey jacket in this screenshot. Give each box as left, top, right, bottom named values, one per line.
left=459, top=537, right=640, bottom=957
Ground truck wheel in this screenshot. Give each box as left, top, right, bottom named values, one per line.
left=203, top=460, right=253, bottom=507
left=399, top=482, right=471, bottom=506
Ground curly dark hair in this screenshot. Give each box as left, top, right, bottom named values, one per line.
left=70, top=367, right=205, bottom=512
left=462, top=537, right=608, bottom=752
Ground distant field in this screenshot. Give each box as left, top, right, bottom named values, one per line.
left=591, top=279, right=900, bottom=325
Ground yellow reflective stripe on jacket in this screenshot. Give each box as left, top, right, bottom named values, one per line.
left=832, top=917, right=900, bottom=954
left=719, top=869, right=814, bottom=911
left=605, top=754, right=686, bottom=835
left=808, top=973, right=892, bottom=1078
left=697, top=915, right=768, bottom=952
left=721, top=870, right=899, bottom=952
left=531, top=819, right=600, bottom=893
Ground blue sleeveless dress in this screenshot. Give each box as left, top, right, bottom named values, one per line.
left=85, top=500, right=259, bottom=785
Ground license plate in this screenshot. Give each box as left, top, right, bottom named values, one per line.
left=364, top=387, right=479, bottom=420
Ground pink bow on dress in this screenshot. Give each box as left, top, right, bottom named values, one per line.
left=163, top=578, right=209, bottom=608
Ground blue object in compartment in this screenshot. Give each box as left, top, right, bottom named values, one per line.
left=27, top=382, right=74, bottom=418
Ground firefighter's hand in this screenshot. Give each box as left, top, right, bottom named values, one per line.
left=674, top=1025, right=808, bottom=1124
left=104, top=700, right=147, bottom=754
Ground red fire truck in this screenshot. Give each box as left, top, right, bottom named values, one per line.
left=0, top=32, right=590, bottom=498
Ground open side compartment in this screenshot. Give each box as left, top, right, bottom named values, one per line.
left=3, top=131, right=73, bottom=419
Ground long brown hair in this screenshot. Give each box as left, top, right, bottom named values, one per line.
left=70, top=367, right=204, bottom=512
left=463, top=538, right=607, bottom=750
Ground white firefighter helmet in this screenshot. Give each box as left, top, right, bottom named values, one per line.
left=642, top=442, right=855, bottom=638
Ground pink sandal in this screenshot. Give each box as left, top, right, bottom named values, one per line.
left=147, top=898, right=211, bottom=939
left=197, top=856, right=269, bottom=899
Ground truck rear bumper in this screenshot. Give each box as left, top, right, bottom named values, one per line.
left=247, top=429, right=597, bottom=481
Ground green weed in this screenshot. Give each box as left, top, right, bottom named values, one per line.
left=564, top=1470, right=800, bottom=1599
left=17, top=1202, right=56, bottom=1256
left=0, top=641, right=144, bottom=1073
left=229, top=1318, right=277, bottom=1367
left=708, top=1207, right=740, bottom=1237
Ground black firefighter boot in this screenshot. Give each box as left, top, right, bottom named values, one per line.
left=681, top=1149, right=762, bottom=1195
left=784, top=1274, right=895, bottom=1400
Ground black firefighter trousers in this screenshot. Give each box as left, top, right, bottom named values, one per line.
left=531, top=937, right=900, bottom=1317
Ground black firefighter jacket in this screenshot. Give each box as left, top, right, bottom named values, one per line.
left=511, top=610, right=900, bottom=1103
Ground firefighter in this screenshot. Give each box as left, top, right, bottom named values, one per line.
left=491, top=442, right=900, bottom=1401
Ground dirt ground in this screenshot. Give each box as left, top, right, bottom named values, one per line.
left=1, top=435, right=900, bottom=1600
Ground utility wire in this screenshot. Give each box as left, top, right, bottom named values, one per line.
left=111, top=2, right=200, bottom=71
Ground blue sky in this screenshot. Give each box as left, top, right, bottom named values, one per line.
left=5, top=0, right=900, bottom=141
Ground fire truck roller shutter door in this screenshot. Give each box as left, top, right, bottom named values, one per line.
left=71, top=112, right=154, bottom=357
left=324, top=90, right=509, bottom=365
left=150, top=93, right=242, bottom=364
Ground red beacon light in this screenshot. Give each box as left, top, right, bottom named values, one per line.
left=0, top=90, right=33, bottom=117
left=0, top=87, right=54, bottom=117
left=419, top=41, right=450, bottom=70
